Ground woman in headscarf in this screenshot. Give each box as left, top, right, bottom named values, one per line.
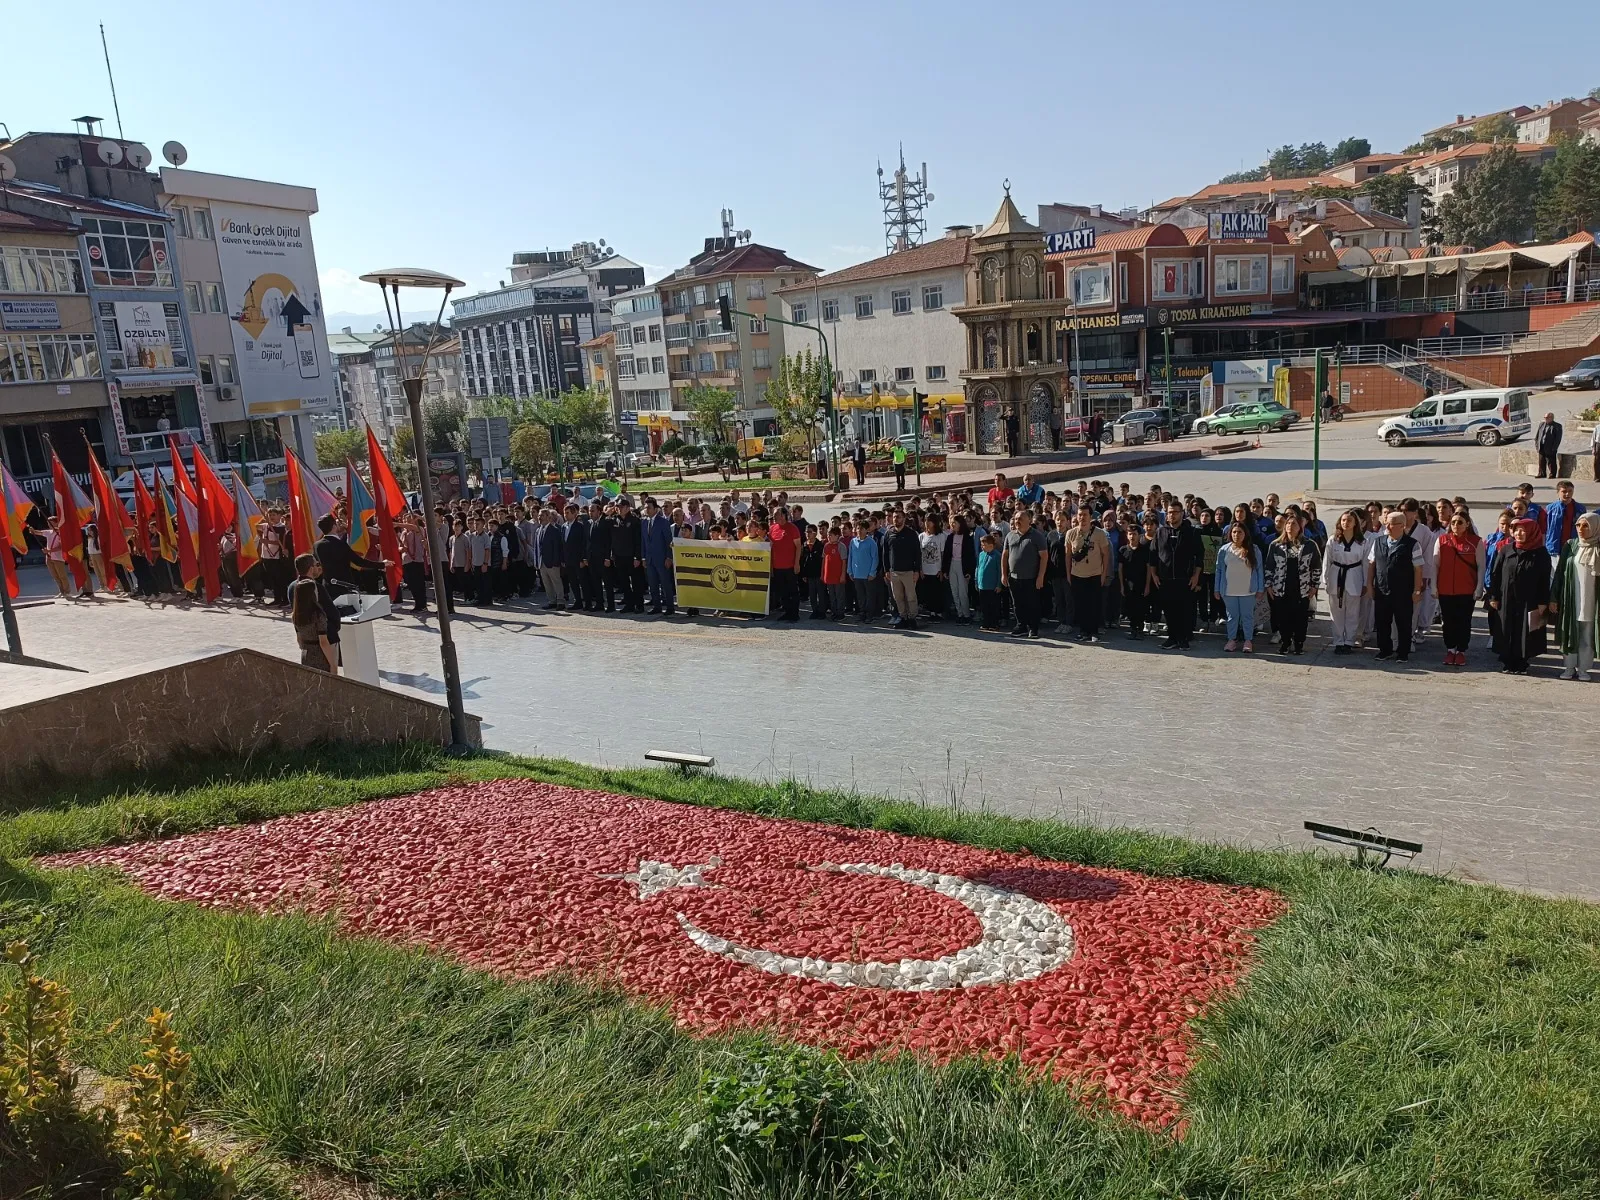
left=1487, top=518, right=1552, bottom=674
left=1552, top=510, right=1600, bottom=681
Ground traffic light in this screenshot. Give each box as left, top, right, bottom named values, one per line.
left=718, top=295, right=733, bottom=333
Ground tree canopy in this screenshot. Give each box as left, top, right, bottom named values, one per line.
left=763, top=349, right=831, bottom=450
left=1436, top=145, right=1541, bottom=246
left=684, top=385, right=736, bottom=444
left=1536, top=135, right=1600, bottom=240
left=531, top=386, right=613, bottom=469
left=314, top=427, right=367, bottom=469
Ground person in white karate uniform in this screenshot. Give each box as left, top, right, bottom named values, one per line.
left=1322, top=508, right=1369, bottom=655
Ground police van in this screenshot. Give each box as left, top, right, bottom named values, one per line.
left=1376, top=387, right=1532, bottom=448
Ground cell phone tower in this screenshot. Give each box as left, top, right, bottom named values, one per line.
left=878, top=146, right=932, bottom=254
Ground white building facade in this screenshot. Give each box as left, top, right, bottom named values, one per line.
left=775, top=233, right=969, bottom=443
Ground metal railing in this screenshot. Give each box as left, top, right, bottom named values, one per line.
left=1415, top=333, right=1527, bottom=356
left=1317, top=279, right=1599, bottom=315
left=126, top=428, right=204, bottom=455
left=1275, top=344, right=1473, bottom=393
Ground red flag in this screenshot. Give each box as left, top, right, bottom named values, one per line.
left=231, top=470, right=264, bottom=577
left=190, top=443, right=234, bottom=600
left=50, top=452, right=89, bottom=591
left=171, top=481, right=202, bottom=592
left=167, top=437, right=197, bottom=503
left=130, top=469, right=157, bottom=563
left=84, top=443, right=132, bottom=572
left=1, top=461, right=35, bottom=601
left=365, top=425, right=405, bottom=595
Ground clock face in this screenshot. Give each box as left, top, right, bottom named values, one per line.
left=1021, top=256, right=1037, bottom=278
left=982, top=258, right=1001, bottom=280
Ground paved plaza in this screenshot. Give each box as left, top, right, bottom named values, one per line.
left=5, top=390, right=1598, bottom=900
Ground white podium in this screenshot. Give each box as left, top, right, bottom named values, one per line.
left=332, top=592, right=391, bottom=686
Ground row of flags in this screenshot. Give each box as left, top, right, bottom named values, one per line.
left=0, top=427, right=409, bottom=601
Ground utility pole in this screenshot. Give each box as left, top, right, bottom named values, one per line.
left=1313, top=349, right=1326, bottom=491
left=912, top=390, right=925, bottom=487
left=1162, top=327, right=1173, bottom=409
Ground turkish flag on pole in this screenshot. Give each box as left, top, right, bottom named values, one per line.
left=130, top=470, right=157, bottom=563
left=83, top=442, right=132, bottom=572
left=365, top=425, right=405, bottom=596
left=50, top=451, right=89, bottom=591
left=189, top=443, right=235, bottom=602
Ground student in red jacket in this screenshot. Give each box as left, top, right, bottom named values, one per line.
left=820, top=525, right=848, bottom=619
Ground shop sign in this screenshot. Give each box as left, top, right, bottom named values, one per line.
left=1081, top=369, right=1141, bottom=391
left=0, top=300, right=61, bottom=331
left=106, top=379, right=131, bottom=456
left=1149, top=303, right=1255, bottom=326
left=1045, top=228, right=1096, bottom=255
left=112, top=301, right=174, bottom=368
left=1207, top=212, right=1269, bottom=240
left=1068, top=310, right=1146, bottom=331
left=1217, top=358, right=1278, bottom=384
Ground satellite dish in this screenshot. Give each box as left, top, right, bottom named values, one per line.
left=125, top=143, right=152, bottom=170
left=162, top=141, right=188, bottom=167
left=0, top=156, right=15, bottom=183
left=97, top=141, right=123, bottom=166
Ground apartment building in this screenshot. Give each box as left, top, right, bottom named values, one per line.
left=1285, top=197, right=1417, bottom=250
left=0, top=126, right=205, bottom=484
left=659, top=228, right=817, bottom=438
left=1323, top=153, right=1418, bottom=186
left=0, top=208, right=112, bottom=501
left=609, top=283, right=669, bottom=416
left=370, top=328, right=462, bottom=444
left=1402, top=142, right=1558, bottom=206
left=775, top=231, right=969, bottom=443
left=1515, top=98, right=1599, bottom=144
left=328, top=328, right=385, bottom=433
left=1146, top=175, right=1353, bottom=227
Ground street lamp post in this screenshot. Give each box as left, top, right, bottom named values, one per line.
left=359, top=267, right=472, bottom=752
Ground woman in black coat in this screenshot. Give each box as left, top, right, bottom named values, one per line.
left=1488, top=518, right=1552, bottom=674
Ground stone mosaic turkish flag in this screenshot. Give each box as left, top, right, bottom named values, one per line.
left=52, top=781, right=1283, bottom=1127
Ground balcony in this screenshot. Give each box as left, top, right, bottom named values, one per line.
left=127, top=428, right=205, bottom=456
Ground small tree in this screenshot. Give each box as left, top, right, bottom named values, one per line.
left=1437, top=144, right=1540, bottom=246
left=685, top=385, right=736, bottom=444
left=1536, top=135, right=1600, bottom=240
left=1360, top=173, right=1418, bottom=219
left=421, top=396, right=467, bottom=452
left=314, top=428, right=366, bottom=469
left=509, top=422, right=553, bottom=478
left=1471, top=114, right=1517, bottom=144
left=764, top=349, right=829, bottom=453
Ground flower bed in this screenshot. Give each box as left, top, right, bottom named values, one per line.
left=865, top=454, right=946, bottom=475
left=51, top=780, right=1282, bottom=1129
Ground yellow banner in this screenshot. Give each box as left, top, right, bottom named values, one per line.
left=1273, top=366, right=1291, bottom=406
left=672, top=538, right=770, bottom=615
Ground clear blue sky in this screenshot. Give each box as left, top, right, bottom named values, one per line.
left=6, top=1, right=1595, bottom=324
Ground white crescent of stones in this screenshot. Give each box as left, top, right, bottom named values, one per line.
left=615, top=859, right=1075, bottom=991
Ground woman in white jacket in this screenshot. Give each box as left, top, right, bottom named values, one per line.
left=1323, top=509, right=1369, bottom=656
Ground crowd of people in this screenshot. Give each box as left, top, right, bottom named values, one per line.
left=24, top=466, right=1600, bottom=682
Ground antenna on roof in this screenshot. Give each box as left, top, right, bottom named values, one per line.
left=99, top=23, right=125, bottom=140
left=880, top=144, right=932, bottom=254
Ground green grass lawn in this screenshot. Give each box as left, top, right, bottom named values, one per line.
left=4, top=745, right=1598, bottom=1198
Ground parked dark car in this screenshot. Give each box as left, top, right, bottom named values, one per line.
left=1112, top=406, right=1193, bottom=436
left=1553, top=356, right=1600, bottom=390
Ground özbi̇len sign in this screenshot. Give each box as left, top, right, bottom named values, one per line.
left=212, top=201, right=336, bottom=417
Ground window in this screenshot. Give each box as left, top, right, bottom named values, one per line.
left=1150, top=259, right=1200, bottom=300
left=652, top=356, right=665, bottom=373
left=746, top=280, right=765, bottom=299
left=618, top=356, right=636, bottom=379
left=748, top=316, right=766, bottom=334
left=0, top=333, right=102, bottom=384
left=215, top=355, right=235, bottom=384
left=719, top=351, right=740, bottom=370
left=792, top=303, right=809, bottom=324
left=648, top=324, right=661, bottom=342
left=752, top=348, right=770, bottom=369
left=693, top=285, right=708, bottom=305
left=891, top=289, right=912, bottom=314
left=674, top=289, right=690, bottom=310
left=854, top=294, right=874, bottom=319
left=1118, top=262, right=1129, bottom=303
left=716, top=280, right=733, bottom=300
left=198, top=358, right=215, bottom=385
left=693, top=319, right=711, bottom=339
left=1070, top=265, right=1112, bottom=306
left=894, top=366, right=914, bottom=383
left=665, top=321, right=690, bottom=342
left=205, top=282, right=225, bottom=313
left=192, top=208, right=213, bottom=239
left=616, top=326, right=633, bottom=347
left=1271, top=256, right=1294, bottom=293
left=920, top=284, right=944, bottom=310
left=172, top=206, right=191, bottom=238
left=79, top=218, right=174, bottom=288
left=591, top=350, right=604, bottom=366
left=184, top=282, right=204, bottom=313
left=0, top=245, right=85, bottom=294
left=1441, top=396, right=1468, bottom=416
left=1216, top=255, right=1268, bottom=295
left=1469, top=395, right=1499, bottom=412
left=697, top=352, right=715, bottom=372
left=926, top=365, right=946, bottom=381
left=822, top=299, right=839, bottom=322
left=671, top=355, right=691, bottom=373
left=857, top=369, right=876, bottom=385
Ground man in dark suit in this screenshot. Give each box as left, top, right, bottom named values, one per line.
left=1535, top=411, right=1563, bottom=478
left=1153, top=501, right=1203, bottom=649
left=851, top=439, right=867, bottom=487
left=313, top=513, right=388, bottom=592
left=562, top=502, right=591, bottom=610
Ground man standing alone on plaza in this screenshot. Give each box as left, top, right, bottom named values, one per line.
left=1000, top=507, right=1049, bottom=638
left=852, top=439, right=868, bottom=487
left=883, top=508, right=923, bottom=630
left=1535, top=411, right=1564, bottom=479
left=1087, top=411, right=1104, bottom=456
left=1154, top=501, right=1204, bottom=649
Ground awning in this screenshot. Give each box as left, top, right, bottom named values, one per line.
left=1178, top=311, right=1374, bottom=330
left=1306, top=268, right=1367, bottom=285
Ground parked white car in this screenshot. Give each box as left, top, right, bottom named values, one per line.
left=1376, top=388, right=1532, bottom=447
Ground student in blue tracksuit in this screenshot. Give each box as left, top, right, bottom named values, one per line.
left=1543, top=481, right=1585, bottom=557
left=846, top=519, right=880, bottom=620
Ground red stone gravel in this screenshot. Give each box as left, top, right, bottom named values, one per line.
left=48, top=780, right=1283, bottom=1127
